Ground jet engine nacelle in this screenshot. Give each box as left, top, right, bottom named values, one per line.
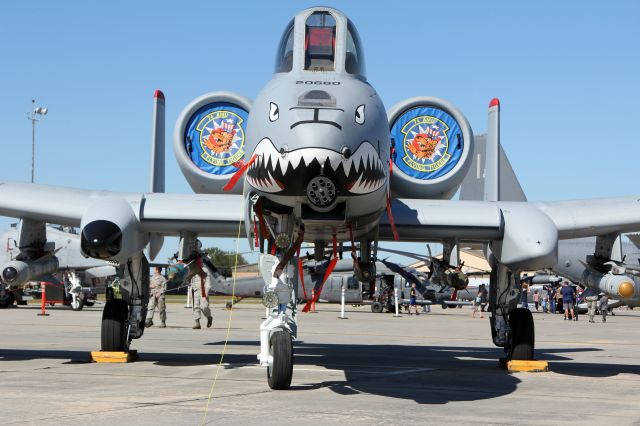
left=582, top=269, right=637, bottom=300
left=387, top=97, right=473, bottom=199
left=80, top=195, right=148, bottom=264
left=1, top=257, right=59, bottom=287
left=174, top=92, right=252, bottom=194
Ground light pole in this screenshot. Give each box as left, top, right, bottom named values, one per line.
left=28, top=99, right=48, bottom=183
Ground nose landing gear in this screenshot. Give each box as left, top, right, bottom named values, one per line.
left=257, top=222, right=304, bottom=390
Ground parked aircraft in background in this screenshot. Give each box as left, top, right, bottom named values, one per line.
left=0, top=223, right=115, bottom=309
left=552, top=235, right=640, bottom=308
left=168, top=253, right=460, bottom=312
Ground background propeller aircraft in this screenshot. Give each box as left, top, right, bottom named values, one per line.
left=1, top=7, right=640, bottom=390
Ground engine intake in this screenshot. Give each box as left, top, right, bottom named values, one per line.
left=81, top=220, right=122, bottom=259
left=174, top=92, right=252, bottom=194
left=79, top=195, right=148, bottom=263
left=387, top=97, right=473, bottom=199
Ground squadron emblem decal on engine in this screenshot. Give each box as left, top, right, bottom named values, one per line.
left=197, top=111, right=245, bottom=166
left=402, top=117, right=450, bottom=172
left=184, top=102, right=249, bottom=176
left=390, top=106, right=464, bottom=180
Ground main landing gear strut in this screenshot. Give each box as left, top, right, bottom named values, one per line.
left=489, top=260, right=535, bottom=361
left=101, top=253, right=149, bottom=352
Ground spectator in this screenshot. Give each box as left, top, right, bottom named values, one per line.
left=541, top=288, right=549, bottom=313
left=600, top=294, right=609, bottom=322
left=549, top=286, right=556, bottom=314
left=408, top=283, right=419, bottom=315
left=472, top=291, right=483, bottom=318
left=561, top=281, right=577, bottom=321
left=479, top=284, right=488, bottom=312
left=586, top=293, right=598, bottom=323
left=555, top=286, right=563, bottom=313
left=520, top=279, right=529, bottom=309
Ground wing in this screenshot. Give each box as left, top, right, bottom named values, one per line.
left=383, top=197, right=640, bottom=241
left=0, top=181, right=245, bottom=263
left=0, top=181, right=244, bottom=235
left=384, top=197, right=640, bottom=269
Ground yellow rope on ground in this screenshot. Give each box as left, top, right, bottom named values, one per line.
left=200, top=211, right=243, bottom=425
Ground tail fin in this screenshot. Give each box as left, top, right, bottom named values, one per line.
left=484, top=98, right=500, bottom=201
left=149, top=90, right=165, bottom=193
left=459, top=98, right=527, bottom=202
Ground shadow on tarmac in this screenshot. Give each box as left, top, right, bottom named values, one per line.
left=1, top=343, right=636, bottom=404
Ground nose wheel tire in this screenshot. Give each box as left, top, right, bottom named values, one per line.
left=71, top=295, right=85, bottom=311
left=101, top=299, right=128, bottom=351
left=267, top=330, right=293, bottom=390
left=508, top=308, right=534, bottom=360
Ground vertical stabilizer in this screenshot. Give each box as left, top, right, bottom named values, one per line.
left=485, top=98, right=500, bottom=201
left=149, top=90, right=165, bottom=193
left=460, top=97, right=526, bottom=202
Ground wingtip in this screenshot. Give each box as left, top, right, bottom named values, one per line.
left=489, top=98, right=500, bottom=109
left=154, top=90, right=165, bottom=101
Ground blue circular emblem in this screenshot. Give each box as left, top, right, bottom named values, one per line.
left=390, top=106, right=464, bottom=180
left=184, top=102, right=249, bottom=175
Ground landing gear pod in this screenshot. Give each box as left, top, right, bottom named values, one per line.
left=174, top=92, right=252, bottom=194
left=387, top=97, right=473, bottom=200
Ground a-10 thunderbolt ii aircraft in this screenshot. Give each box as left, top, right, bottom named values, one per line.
left=1, top=6, right=640, bottom=390
left=0, top=223, right=116, bottom=309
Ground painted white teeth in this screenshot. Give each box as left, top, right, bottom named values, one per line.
left=288, top=150, right=303, bottom=170
left=277, top=153, right=288, bottom=174
left=343, top=157, right=353, bottom=175
left=249, top=139, right=385, bottom=194
left=329, top=155, right=342, bottom=171
left=349, top=173, right=384, bottom=194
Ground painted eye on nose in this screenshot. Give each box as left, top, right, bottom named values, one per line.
left=269, top=102, right=279, bottom=122
left=355, top=104, right=365, bottom=125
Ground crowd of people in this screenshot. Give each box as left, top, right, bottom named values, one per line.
left=519, top=278, right=611, bottom=322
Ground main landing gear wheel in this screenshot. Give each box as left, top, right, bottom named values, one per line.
left=371, top=301, right=383, bottom=313
left=508, top=308, right=534, bottom=360
left=0, top=291, right=15, bottom=309
left=267, top=330, right=293, bottom=390
left=101, top=299, right=128, bottom=352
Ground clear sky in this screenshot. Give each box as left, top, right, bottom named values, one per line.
left=1, top=1, right=638, bottom=265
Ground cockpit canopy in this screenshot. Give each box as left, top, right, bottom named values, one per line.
left=275, top=9, right=365, bottom=77
left=304, top=12, right=336, bottom=71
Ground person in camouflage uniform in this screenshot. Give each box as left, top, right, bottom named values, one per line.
left=190, top=260, right=213, bottom=330
left=145, top=267, right=167, bottom=328
left=586, top=294, right=598, bottom=323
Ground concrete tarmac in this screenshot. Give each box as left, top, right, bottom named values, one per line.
left=1, top=302, right=640, bottom=425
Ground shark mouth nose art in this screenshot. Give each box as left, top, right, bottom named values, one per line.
left=246, top=138, right=386, bottom=195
